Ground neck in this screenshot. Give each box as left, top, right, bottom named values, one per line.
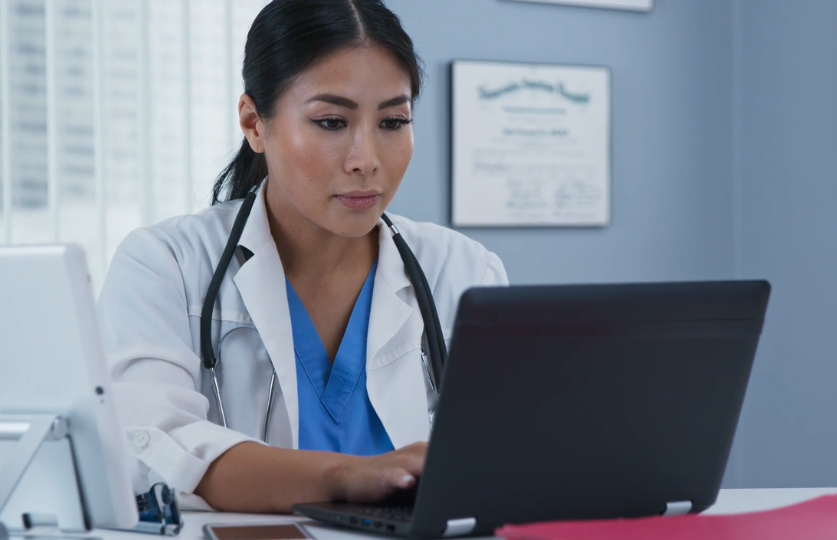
left=264, top=184, right=378, bottom=282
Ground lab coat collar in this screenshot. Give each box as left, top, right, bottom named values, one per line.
left=236, top=181, right=273, bottom=255
left=232, top=181, right=299, bottom=447
left=366, top=217, right=431, bottom=446
left=373, top=216, right=412, bottom=294
left=236, top=184, right=410, bottom=294
left=231, top=187, right=429, bottom=449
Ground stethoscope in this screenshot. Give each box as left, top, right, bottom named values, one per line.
left=199, top=184, right=447, bottom=443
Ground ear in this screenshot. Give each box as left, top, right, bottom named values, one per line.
left=239, top=94, right=265, bottom=153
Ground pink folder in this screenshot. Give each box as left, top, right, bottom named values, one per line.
left=495, top=494, right=837, bottom=540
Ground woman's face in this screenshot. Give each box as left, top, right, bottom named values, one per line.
left=242, top=45, right=414, bottom=238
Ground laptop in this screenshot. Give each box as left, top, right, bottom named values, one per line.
left=293, top=280, right=771, bottom=538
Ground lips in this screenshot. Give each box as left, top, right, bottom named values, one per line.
left=335, top=192, right=382, bottom=210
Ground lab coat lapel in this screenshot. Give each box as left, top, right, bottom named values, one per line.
left=366, top=220, right=432, bottom=447
left=232, top=186, right=300, bottom=449
left=231, top=198, right=430, bottom=450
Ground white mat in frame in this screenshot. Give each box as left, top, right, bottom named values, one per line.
left=504, top=0, right=653, bottom=13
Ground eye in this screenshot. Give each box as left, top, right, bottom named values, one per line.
left=381, top=117, right=413, bottom=130
left=314, top=117, right=347, bottom=130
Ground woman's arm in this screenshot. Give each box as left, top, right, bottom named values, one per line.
left=195, top=441, right=427, bottom=512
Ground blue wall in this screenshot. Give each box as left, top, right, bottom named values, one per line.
left=732, top=0, right=837, bottom=488
left=385, top=0, right=837, bottom=489
left=385, top=0, right=735, bottom=285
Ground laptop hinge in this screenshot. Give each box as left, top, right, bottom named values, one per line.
left=443, top=517, right=476, bottom=537
left=663, top=500, right=692, bottom=516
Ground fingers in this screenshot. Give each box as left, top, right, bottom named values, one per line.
left=338, top=443, right=430, bottom=504
left=397, top=442, right=427, bottom=477
left=379, top=444, right=427, bottom=494
left=404, top=441, right=428, bottom=453
left=385, top=467, right=416, bottom=490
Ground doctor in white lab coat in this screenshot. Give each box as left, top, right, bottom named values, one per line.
left=97, top=0, right=507, bottom=514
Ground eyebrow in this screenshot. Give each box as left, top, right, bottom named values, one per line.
left=305, top=93, right=411, bottom=110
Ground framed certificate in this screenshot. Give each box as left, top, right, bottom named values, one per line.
left=503, top=0, right=653, bottom=12
left=451, top=60, right=611, bottom=227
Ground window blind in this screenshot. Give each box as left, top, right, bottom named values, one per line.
left=0, top=0, right=268, bottom=289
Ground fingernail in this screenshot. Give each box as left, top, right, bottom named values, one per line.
left=401, top=474, right=414, bottom=487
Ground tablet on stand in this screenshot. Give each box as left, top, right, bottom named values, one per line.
left=0, top=245, right=139, bottom=538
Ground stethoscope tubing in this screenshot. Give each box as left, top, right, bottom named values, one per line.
left=200, top=191, right=258, bottom=373
left=380, top=215, right=448, bottom=391
left=200, top=184, right=446, bottom=442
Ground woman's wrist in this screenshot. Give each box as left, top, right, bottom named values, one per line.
left=322, top=452, right=364, bottom=502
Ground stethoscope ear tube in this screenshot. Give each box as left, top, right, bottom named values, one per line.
left=381, top=214, right=448, bottom=390
left=263, top=371, right=277, bottom=441
left=209, top=366, right=228, bottom=428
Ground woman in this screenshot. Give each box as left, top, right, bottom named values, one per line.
left=98, top=0, right=507, bottom=513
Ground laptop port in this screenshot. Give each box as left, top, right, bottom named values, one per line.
left=349, top=517, right=358, bottom=525
left=363, top=519, right=371, bottom=527
left=386, top=524, right=396, bottom=533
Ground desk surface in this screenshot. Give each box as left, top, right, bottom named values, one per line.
left=94, top=488, right=837, bottom=540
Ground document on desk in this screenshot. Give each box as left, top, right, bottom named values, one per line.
left=495, top=494, right=837, bottom=540
left=451, top=60, right=610, bottom=227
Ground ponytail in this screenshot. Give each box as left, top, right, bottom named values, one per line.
left=211, top=137, right=268, bottom=205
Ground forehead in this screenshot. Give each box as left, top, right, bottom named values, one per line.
left=285, top=45, right=412, bottom=105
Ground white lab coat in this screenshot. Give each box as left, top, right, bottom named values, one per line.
left=97, top=185, right=508, bottom=509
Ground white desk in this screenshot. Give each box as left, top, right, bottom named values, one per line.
left=86, top=487, right=837, bottom=540
left=703, top=487, right=837, bottom=514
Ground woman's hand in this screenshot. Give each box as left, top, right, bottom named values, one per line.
left=327, top=442, right=428, bottom=503
left=196, top=441, right=428, bottom=513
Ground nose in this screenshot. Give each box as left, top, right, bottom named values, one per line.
left=343, top=126, right=381, bottom=176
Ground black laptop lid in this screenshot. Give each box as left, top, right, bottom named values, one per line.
left=411, top=280, right=770, bottom=537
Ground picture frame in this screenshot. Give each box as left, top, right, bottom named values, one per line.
left=451, top=60, right=611, bottom=228
left=503, top=0, right=653, bottom=13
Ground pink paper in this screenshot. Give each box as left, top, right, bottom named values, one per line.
left=496, top=494, right=837, bottom=540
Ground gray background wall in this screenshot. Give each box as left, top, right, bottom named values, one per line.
left=384, top=0, right=837, bottom=488
left=387, top=0, right=735, bottom=285
left=733, top=0, right=837, bottom=488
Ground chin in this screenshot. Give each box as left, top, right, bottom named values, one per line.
left=327, top=208, right=383, bottom=238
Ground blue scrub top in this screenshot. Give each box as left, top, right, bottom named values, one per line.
left=286, top=258, right=394, bottom=456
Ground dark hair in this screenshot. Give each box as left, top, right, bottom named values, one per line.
left=211, top=0, right=424, bottom=205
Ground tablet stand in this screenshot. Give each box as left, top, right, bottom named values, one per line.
left=0, top=415, right=90, bottom=540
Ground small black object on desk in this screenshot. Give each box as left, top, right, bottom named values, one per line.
left=132, top=483, right=183, bottom=536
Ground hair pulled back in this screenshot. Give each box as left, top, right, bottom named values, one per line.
left=211, top=0, right=424, bottom=205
